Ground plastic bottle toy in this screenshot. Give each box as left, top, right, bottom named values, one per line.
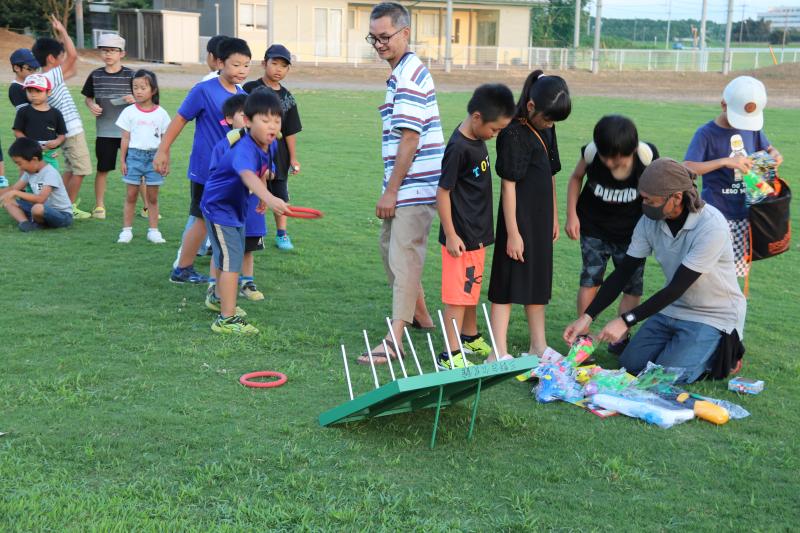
left=742, top=170, right=775, bottom=201
left=565, top=335, right=595, bottom=367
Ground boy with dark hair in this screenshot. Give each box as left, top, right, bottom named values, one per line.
left=1, top=137, right=73, bottom=231
left=12, top=74, right=67, bottom=170
left=32, top=15, right=93, bottom=220
left=154, top=37, right=251, bottom=284
left=8, top=49, right=39, bottom=110
left=202, top=35, right=229, bottom=81
left=243, top=44, right=302, bottom=250
left=201, top=90, right=290, bottom=334
left=565, top=115, right=659, bottom=354
left=436, top=83, right=515, bottom=368
left=81, top=33, right=135, bottom=219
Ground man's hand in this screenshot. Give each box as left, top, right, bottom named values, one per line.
left=563, top=314, right=592, bottom=345
left=726, top=155, right=753, bottom=173
left=506, top=231, right=524, bottom=262
left=445, top=234, right=466, bottom=258
left=376, top=189, right=397, bottom=219
left=597, top=317, right=629, bottom=344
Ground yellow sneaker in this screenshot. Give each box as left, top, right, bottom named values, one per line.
left=211, top=315, right=259, bottom=335
left=92, top=206, right=106, bottom=219
left=72, top=203, right=91, bottom=220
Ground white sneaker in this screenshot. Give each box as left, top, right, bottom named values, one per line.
left=117, top=228, right=133, bottom=243
left=147, top=229, right=166, bottom=244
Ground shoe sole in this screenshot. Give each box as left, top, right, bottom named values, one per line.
left=211, top=324, right=259, bottom=335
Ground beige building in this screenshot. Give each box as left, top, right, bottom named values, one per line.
left=155, top=0, right=540, bottom=66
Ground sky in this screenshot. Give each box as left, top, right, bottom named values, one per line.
left=593, top=0, right=800, bottom=23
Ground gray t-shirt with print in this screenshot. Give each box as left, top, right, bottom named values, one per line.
left=626, top=204, right=746, bottom=336
left=22, top=164, right=72, bottom=214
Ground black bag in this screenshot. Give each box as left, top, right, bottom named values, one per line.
left=749, top=177, right=791, bottom=261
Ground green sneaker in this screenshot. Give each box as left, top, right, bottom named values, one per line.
left=437, top=351, right=474, bottom=370
left=72, top=203, right=92, bottom=220
left=211, top=314, right=259, bottom=335
left=462, top=335, right=492, bottom=357
left=205, top=285, right=247, bottom=317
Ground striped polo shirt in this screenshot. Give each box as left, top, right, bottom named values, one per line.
left=379, top=52, right=444, bottom=207
left=42, top=66, right=83, bottom=137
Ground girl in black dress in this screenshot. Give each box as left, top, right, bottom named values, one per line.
left=487, top=71, right=572, bottom=361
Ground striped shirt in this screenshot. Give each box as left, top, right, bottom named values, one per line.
left=41, top=66, right=83, bottom=137
left=379, top=52, right=444, bottom=207
left=81, top=66, right=134, bottom=138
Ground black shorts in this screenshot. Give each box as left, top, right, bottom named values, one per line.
left=267, top=178, right=289, bottom=202
left=189, top=181, right=205, bottom=219
left=245, top=236, right=265, bottom=252
left=95, top=137, right=122, bottom=172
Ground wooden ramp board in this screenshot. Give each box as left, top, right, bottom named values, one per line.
left=319, top=356, right=540, bottom=447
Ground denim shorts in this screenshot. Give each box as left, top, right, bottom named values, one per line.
left=206, top=219, right=245, bottom=272
left=123, top=148, right=163, bottom=186
left=580, top=234, right=644, bottom=296
left=17, top=199, right=73, bottom=228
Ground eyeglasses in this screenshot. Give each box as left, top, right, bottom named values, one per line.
left=99, top=48, right=122, bottom=54
left=365, top=27, right=407, bottom=46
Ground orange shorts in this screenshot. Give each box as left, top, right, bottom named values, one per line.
left=441, top=246, right=486, bottom=306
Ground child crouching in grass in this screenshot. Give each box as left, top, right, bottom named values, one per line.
left=1, top=137, right=73, bottom=231
left=200, top=90, right=290, bottom=334
left=115, top=70, right=170, bottom=244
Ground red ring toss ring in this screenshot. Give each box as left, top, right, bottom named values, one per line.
left=239, top=371, right=287, bottom=388
left=285, top=206, right=323, bottom=219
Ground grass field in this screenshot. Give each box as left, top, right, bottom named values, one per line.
left=1, top=85, right=799, bottom=531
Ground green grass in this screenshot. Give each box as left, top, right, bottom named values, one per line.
left=1, top=85, right=799, bottom=531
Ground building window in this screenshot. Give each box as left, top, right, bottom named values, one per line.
left=420, top=13, right=438, bottom=38
left=315, top=7, right=342, bottom=57
left=239, top=3, right=267, bottom=31
left=349, top=9, right=356, bottom=30
left=453, top=19, right=460, bottom=44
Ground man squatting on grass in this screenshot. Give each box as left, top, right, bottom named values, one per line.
left=563, top=158, right=747, bottom=383
left=359, top=2, right=444, bottom=364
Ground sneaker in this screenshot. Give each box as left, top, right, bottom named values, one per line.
left=211, top=314, right=259, bottom=335
left=0, top=176, right=9, bottom=187
left=275, top=234, right=294, bottom=250
left=139, top=207, right=162, bottom=220
left=240, top=281, right=265, bottom=301
left=170, top=266, right=209, bottom=284
left=18, top=220, right=41, bottom=232
left=117, top=228, right=133, bottom=243
left=462, top=335, right=492, bottom=357
left=92, top=206, right=106, bottom=219
left=72, top=203, right=92, bottom=220
left=607, top=334, right=631, bottom=356
left=437, top=351, right=474, bottom=370
left=147, top=229, right=166, bottom=244
left=205, top=286, right=247, bottom=316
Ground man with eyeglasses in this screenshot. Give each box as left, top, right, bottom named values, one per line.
left=358, top=2, right=444, bottom=365
left=9, top=49, right=40, bottom=110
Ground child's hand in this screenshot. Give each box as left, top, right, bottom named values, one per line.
left=50, top=15, right=67, bottom=35
left=88, top=101, right=103, bottom=116
left=506, top=232, right=524, bottom=263
left=290, top=160, right=300, bottom=175
left=123, top=95, right=136, bottom=104
left=565, top=213, right=580, bottom=240
left=153, top=150, right=170, bottom=176
left=267, top=196, right=291, bottom=216
left=121, top=161, right=127, bottom=176
left=446, top=234, right=466, bottom=258
left=769, top=148, right=783, bottom=168
left=552, top=216, right=560, bottom=243
left=256, top=200, right=267, bottom=214
left=727, top=155, right=753, bottom=173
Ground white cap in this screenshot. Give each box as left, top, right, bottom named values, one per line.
left=722, top=76, right=767, bottom=131
left=97, top=33, right=126, bottom=51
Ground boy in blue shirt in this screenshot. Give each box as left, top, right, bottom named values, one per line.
left=684, top=76, right=783, bottom=278
left=201, top=90, right=290, bottom=334
left=153, top=37, right=251, bottom=284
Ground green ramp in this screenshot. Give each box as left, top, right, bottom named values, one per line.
left=319, top=355, right=539, bottom=449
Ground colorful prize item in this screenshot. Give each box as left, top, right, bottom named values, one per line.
left=284, top=206, right=323, bottom=219
left=728, top=377, right=765, bottom=395
left=565, top=335, right=595, bottom=366
left=239, top=371, right=288, bottom=388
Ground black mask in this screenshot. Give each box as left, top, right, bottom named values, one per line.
left=642, top=199, right=669, bottom=220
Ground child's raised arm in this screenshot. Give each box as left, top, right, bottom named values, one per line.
left=565, top=158, right=587, bottom=240
left=51, top=15, right=78, bottom=79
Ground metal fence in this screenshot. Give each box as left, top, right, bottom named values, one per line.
left=292, top=42, right=800, bottom=73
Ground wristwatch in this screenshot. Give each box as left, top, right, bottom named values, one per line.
left=622, top=312, right=637, bottom=327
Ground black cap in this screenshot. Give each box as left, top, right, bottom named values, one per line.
left=265, top=44, right=291, bottom=64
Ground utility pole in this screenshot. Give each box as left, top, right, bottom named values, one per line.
left=591, top=0, right=602, bottom=74
left=215, top=3, right=220, bottom=36
left=722, top=0, right=734, bottom=74
left=75, top=0, right=84, bottom=48
left=699, top=0, right=707, bottom=71
left=739, top=3, right=746, bottom=43
left=665, top=0, right=672, bottom=49
left=573, top=0, right=581, bottom=49
left=445, top=0, right=453, bottom=72
left=267, top=0, right=274, bottom=45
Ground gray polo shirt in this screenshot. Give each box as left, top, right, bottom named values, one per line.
left=627, top=204, right=746, bottom=335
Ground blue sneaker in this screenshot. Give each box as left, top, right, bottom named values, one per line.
left=275, top=234, right=294, bottom=250
left=170, top=266, right=209, bottom=284
left=0, top=176, right=9, bottom=188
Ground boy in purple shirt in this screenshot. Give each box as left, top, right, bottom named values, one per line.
left=200, top=91, right=290, bottom=334
left=684, top=76, right=783, bottom=278
left=153, top=38, right=251, bottom=284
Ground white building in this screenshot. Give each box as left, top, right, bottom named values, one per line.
left=758, top=6, right=800, bottom=30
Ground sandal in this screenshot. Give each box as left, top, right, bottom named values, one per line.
left=411, top=317, right=434, bottom=330
left=357, top=339, right=405, bottom=365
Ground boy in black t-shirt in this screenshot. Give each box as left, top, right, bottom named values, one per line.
left=9, top=48, right=39, bottom=110
left=242, top=44, right=302, bottom=251
left=13, top=74, right=67, bottom=171
left=436, top=84, right=515, bottom=369
left=565, top=115, right=659, bottom=354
